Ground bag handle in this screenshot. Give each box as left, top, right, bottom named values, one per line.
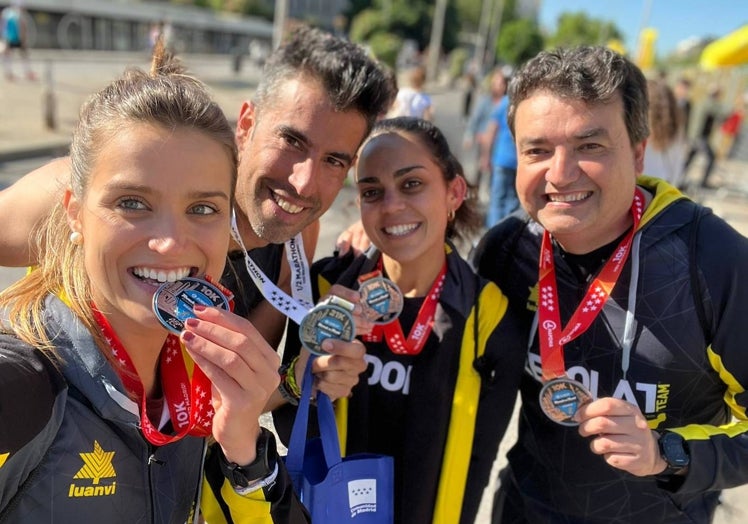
left=286, top=357, right=343, bottom=476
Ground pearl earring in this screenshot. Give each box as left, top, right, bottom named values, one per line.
left=69, top=231, right=83, bottom=245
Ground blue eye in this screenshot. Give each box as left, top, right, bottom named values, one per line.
left=191, top=203, right=218, bottom=215
left=118, top=197, right=148, bottom=211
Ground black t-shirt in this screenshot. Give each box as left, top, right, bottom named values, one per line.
left=220, top=244, right=284, bottom=318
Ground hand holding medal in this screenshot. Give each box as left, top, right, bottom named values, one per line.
left=298, top=295, right=356, bottom=356
left=153, top=277, right=231, bottom=334
left=151, top=275, right=283, bottom=464
left=537, top=190, right=644, bottom=425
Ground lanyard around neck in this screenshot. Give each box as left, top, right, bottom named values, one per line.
left=93, top=308, right=213, bottom=445
left=537, top=189, right=645, bottom=381
left=363, top=257, right=447, bottom=355
left=230, top=210, right=314, bottom=324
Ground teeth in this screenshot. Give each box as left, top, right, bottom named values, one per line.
left=548, top=192, right=591, bottom=203
left=384, top=223, right=418, bottom=236
left=273, top=193, right=304, bottom=214
left=133, top=267, right=191, bottom=282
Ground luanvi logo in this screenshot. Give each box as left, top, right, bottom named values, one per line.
left=68, top=441, right=117, bottom=498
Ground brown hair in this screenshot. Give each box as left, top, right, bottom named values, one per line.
left=647, top=79, right=681, bottom=150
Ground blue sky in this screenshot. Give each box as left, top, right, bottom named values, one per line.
left=538, top=0, right=747, bottom=56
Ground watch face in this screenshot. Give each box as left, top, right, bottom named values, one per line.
left=660, top=432, right=690, bottom=468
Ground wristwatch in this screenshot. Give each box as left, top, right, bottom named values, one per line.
left=218, top=427, right=277, bottom=490
left=656, top=431, right=690, bottom=477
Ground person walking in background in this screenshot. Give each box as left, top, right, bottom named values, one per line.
left=684, top=85, right=722, bottom=189
left=644, top=78, right=687, bottom=187
left=276, top=116, right=525, bottom=523
left=481, top=71, right=518, bottom=228
left=462, top=70, right=478, bottom=121
left=463, top=68, right=507, bottom=193
left=1, top=0, right=35, bottom=81
left=473, top=45, right=748, bottom=524
left=718, top=91, right=746, bottom=160
left=390, top=64, right=434, bottom=121
left=674, top=77, right=693, bottom=137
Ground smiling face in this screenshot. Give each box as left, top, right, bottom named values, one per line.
left=355, top=131, right=465, bottom=266
left=234, top=75, right=369, bottom=246
left=65, top=124, right=233, bottom=336
left=513, top=91, right=646, bottom=254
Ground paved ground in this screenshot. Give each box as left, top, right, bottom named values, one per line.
left=2, top=49, right=748, bottom=523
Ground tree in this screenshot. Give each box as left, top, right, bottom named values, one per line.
left=496, top=18, right=544, bottom=67
left=348, top=0, right=461, bottom=54
left=547, top=11, right=622, bottom=49
left=454, top=0, right=484, bottom=32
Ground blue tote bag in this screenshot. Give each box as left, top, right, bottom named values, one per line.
left=285, top=358, right=394, bottom=523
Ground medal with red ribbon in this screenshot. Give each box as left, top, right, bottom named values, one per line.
left=362, top=261, right=447, bottom=356
left=92, top=275, right=234, bottom=445
left=537, top=189, right=644, bottom=425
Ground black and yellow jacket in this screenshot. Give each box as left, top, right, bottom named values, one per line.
left=276, top=242, right=526, bottom=524
left=0, top=295, right=309, bottom=523
left=473, top=176, right=748, bottom=523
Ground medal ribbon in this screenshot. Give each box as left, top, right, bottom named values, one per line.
left=538, top=189, right=644, bottom=381
left=363, top=260, right=447, bottom=355
left=230, top=211, right=312, bottom=324
left=93, top=308, right=214, bottom=445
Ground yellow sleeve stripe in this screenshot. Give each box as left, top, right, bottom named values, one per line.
left=199, top=476, right=274, bottom=524
left=707, top=346, right=747, bottom=420
left=317, top=276, right=332, bottom=302
left=669, top=347, right=748, bottom=441
left=0, top=452, right=8, bottom=469
left=336, top=395, right=349, bottom=456
left=672, top=419, right=748, bottom=440
left=432, top=283, right=507, bottom=523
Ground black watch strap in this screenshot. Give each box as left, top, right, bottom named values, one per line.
left=218, top=427, right=277, bottom=489
left=656, top=431, right=690, bottom=478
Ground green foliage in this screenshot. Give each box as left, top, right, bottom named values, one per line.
left=449, top=47, right=470, bottom=80
left=348, top=0, right=461, bottom=54
left=454, top=0, right=482, bottom=32
left=496, top=18, right=544, bottom=67
left=167, top=0, right=273, bottom=18
left=349, top=8, right=386, bottom=43
left=368, top=32, right=403, bottom=68
left=547, top=11, right=622, bottom=49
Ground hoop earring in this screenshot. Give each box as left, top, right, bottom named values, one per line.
left=70, top=231, right=83, bottom=245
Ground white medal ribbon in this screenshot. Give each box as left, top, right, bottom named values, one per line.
left=284, top=233, right=315, bottom=310
left=230, top=210, right=313, bottom=324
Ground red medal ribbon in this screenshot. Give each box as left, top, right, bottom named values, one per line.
left=362, top=261, right=447, bottom=355
left=538, top=189, right=645, bottom=381
left=92, top=307, right=217, bottom=446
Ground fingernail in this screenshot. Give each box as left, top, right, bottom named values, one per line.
left=193, top=304, right=206, bottom=312
left=321, top=339, right=333, bottom=351
left=181, top=330, right=195, bottom=342
left=185, top=318, right=199, bottom=328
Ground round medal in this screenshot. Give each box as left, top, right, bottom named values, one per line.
left=153, top=277, right=230, bottom=335
left=359, top=276, right=404, bottom=324
left=298, top=297, right=355, bottom=356
left=539, top=377, right=593, bottom=426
